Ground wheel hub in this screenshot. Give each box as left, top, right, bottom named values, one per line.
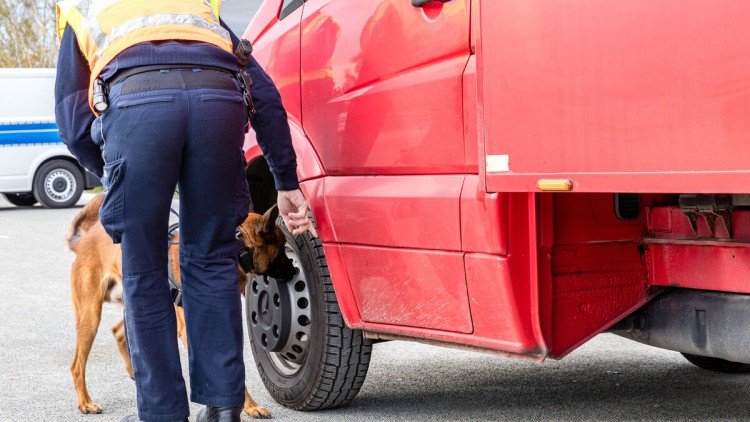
left=248, top=243, right=312, bottom=375
left=250, top=275, right=292, bottom=351
left=45, top=170, right=75, bottom=202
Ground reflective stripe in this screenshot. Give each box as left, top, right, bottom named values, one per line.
left=75, top=0, right=92, bottom=20
left=60, top=0, right=228, bottom=50
left=87, top=0, right=117, bottom=47
left=207, top=0, right=221, bottom=21
left=58, top=0, right=104, bottom=49
left=64, top=0, right=94, bottom=29
left=57, top=1, right=95, bottom=60
left=203, top=0, right=213, bottom=15
left=201, top=0, right=222, bottom=21
left=93, top=13, right=230, bottom=58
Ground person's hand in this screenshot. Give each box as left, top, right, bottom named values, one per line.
left=277, top=189, right=318, bottom=237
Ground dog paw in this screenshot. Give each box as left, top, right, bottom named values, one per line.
left=243, top=405, right=271, bottom=419
left=78, top=402, right=102, bottom=414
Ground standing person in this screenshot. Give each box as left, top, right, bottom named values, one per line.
left=54, top=1, right=316, bottom=421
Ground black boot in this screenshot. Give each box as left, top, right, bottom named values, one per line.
left=196, top=406, right=242, bottom=422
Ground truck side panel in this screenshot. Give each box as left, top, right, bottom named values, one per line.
left=479, top=0, right=750, bottom=193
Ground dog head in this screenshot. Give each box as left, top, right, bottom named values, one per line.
left=237, top=205, right=297, bottom=281
left=167, top=205, right=297, bottom=294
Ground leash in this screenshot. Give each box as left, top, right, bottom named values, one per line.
left=166, top=217, right=255, bottom=308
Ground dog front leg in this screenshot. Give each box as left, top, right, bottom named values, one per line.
left=175, top=306, right=189, bottom=351
left=111, top=319, right=134, bottom=379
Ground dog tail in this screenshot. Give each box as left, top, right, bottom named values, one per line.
left=65, top=193, right=105, bottom=252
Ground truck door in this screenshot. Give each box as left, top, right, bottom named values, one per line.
left=300, top=0, right=475, bottom=333
left=480, top=0, right=750, bottom=194
left=244, top=0, right=305, bottom=121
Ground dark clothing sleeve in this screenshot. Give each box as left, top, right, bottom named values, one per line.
left=246, top=55, right=299, bottom=191
left=54, top=25, right=104, bottom=178
left=221, top=20, right=299, bottom=191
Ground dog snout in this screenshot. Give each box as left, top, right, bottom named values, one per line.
left=266, top=255, right=296, bottom=281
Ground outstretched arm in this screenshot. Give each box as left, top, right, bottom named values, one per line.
left=221, top=21, right=316, bottom=237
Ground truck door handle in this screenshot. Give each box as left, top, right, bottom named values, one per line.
left=411, top=0, right=451, bottom=7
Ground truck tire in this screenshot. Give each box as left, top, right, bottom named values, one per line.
left=33, top=159, right=83, bottom=209
left=682, top=353, right=750, bottom=373
left=245, top=220, right=372, bottom=410
left=3, top=193, right=37, bottom=207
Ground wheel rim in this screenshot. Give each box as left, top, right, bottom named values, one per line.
left=249, top=242, right=312, bottom=376
left=44, top=169, right=76, bottom=202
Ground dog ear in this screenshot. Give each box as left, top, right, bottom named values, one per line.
left=261, top=204, right=280, bottom=233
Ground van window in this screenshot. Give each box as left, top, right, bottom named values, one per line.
left=280, top=0, right=304, bottom=20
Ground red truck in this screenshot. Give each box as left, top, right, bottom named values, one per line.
left=240, top=0, right=750, bottom=411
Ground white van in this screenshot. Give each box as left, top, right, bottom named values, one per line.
left=0, top=68, right=99, bottom=208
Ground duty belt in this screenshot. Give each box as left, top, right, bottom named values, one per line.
left=114, top=66, right=238, bottom=93
left=93, top=65, right=241, bottom=112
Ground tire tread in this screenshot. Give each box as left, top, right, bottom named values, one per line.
left=253, top=230, right=372, bottom=411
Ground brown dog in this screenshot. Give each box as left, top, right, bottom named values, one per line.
left=66, top=193, right=294, bottom=418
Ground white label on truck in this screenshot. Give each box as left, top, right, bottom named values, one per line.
left=486, top=155, right=510, bottom=172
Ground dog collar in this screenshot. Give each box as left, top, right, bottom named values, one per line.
left=235, top=230, right=255, bottom=274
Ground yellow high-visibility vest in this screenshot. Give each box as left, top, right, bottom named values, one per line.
left=56, top=0, right=232, bottom=112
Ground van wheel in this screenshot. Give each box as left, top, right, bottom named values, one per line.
left=33, top=160, right=83, bottom=208
left=245, top=221, right=372, bottom=410
left=3, top=193, right=37, bottom=207
left=682, top=353, right=750, bottom=373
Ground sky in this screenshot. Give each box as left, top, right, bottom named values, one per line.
left=221, top=0, right=264, bottom=36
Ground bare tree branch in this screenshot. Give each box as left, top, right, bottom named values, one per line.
left=0, top=0, right=58, bottom=67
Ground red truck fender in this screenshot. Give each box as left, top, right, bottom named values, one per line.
left=242, top=117, right=334, bottom=240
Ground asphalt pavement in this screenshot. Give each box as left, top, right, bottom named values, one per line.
left=1, top=194, right=749, bottom=421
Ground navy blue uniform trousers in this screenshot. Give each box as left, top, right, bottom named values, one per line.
left=94, top=69, right=249, bottom=421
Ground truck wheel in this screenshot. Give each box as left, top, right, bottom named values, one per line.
left=33, top=160, right=83, bottom=209
left=3, top=193, right=37, bottom=207
left=682, top=353, right=750, bottom=373
left=245, top=221, right=372, bottom=410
